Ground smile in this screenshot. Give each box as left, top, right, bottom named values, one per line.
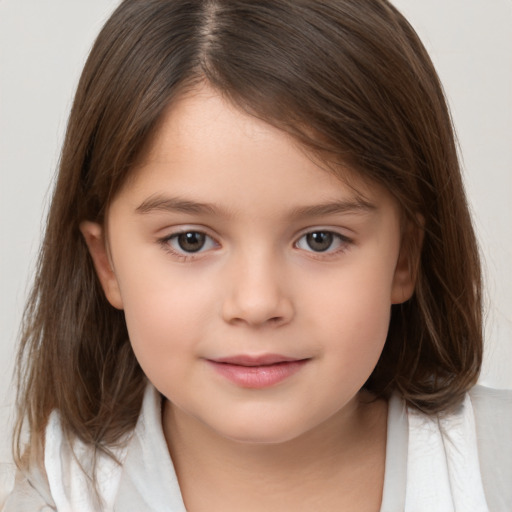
left=206, top=355, right=309, bottom=389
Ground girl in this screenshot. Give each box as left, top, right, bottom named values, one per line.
left=4, top=0, right=511, bottom=511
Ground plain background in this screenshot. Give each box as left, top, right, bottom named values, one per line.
left=1, top=0, right=511, bottom=496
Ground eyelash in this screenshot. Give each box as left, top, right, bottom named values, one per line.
left=158, top=229, right=353, bottom=261
left=158, top=230, right=220, bottom=261
left=295, top=231, right=352, bottom=258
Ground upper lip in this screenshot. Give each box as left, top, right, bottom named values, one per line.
left=209, top=354, right=306, bottom=367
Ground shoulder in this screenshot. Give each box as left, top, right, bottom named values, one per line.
left=470, top=384, right=512, bottom=416
left=44, top=410, right=128, bottom=510
left=470, top=385, right=512, bottom=511
left=3, top=408, right=130, bottom=512
left=2, top=465, right=56, bottom=511
left=470, top=384, right=512, bottom=444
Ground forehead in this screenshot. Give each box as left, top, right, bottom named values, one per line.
left=115, top=84, right=396, bottom=216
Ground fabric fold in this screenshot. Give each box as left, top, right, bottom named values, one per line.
left=405, top=394, right=489, bottom=511
left=43, top=385, right=493, bottom=512
left=45, top=411, right=126, bottom=512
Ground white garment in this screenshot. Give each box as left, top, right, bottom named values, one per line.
left=3, top=385, right=511, bottom=511
left=44, top=413, right=125, bottom=512
left=405, top=395, right=488, bottom=511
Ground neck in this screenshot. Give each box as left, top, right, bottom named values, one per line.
left=163, top=392, right=388, bottom=512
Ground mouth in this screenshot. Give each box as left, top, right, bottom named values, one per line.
left=206, top=354, right=310, bottom=388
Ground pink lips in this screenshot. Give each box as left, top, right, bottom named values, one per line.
left=207, top=354, right=308, bottom=389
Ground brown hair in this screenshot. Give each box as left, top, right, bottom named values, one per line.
left=14, top=0, right=482, bottom=467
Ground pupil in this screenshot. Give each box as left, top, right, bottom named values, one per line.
left=307, top=232, right=333, bottom=252
left=178, top=232, right=205, bottom=252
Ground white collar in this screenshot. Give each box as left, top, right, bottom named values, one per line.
left=45, top=385, right=489, bottom=511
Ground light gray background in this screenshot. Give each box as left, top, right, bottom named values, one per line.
left=1, top=0, right=511, bottom=498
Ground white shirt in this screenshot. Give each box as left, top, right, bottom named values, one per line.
left=3, top=385, right=512, bottom=511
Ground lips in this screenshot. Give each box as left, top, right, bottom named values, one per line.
left=212, top=354, right=303, bottom=366
left=206, top=354, right=309, bottom=388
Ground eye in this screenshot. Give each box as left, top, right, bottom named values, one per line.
left=166, top=231, right=217, bottom=254
left=295, top=231, right=349, bottom=253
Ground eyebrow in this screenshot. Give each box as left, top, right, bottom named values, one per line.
left=135, top=194, right=376, bottom=218
left=135, top=195, right=218, bottom=215
left=290, top=198, right=377, bottom=218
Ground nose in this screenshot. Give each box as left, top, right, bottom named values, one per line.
left=221, top=251, right=294, bottom=328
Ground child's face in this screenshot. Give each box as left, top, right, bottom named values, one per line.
left=82, top=85, right=415, bottom=444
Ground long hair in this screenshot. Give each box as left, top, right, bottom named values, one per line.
left=14, top=0, right=482, bottom=467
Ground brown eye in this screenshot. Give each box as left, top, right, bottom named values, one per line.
left=175, top=232, right=207, bottom=252
left=305, top=232, right=334, bottom=252
left=162, top=230, right=218, bottom=259
left=295, top=230, right=350, bottom=255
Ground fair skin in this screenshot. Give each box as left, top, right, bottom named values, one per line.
left=81, top=85, right=415, bottom=511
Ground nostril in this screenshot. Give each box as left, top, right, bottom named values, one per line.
left=220, top=268, right=294, bottom=327
left=222, top=300, right=294, bottom=327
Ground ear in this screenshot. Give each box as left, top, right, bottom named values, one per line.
left=80, top=221, right=124, bottom=309
left=391, top=221, right=423, bottom=305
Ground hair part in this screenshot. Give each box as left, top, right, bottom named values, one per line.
left=14, top=0, right=482, bottom=469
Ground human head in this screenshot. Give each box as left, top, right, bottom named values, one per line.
left=16, top=0, right=482, bottom=459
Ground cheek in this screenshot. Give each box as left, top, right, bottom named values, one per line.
left=114, top=260, right=216, bottom=374
left=313, top=298, right=389, bottom=398
left=324, top=292, right=390, bottom=367
left=302, top=258, right=395, bottom=373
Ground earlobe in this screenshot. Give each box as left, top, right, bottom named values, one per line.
left=391, top=222, right=423, bottom=305
left=79, top=221, right=124, bottom=310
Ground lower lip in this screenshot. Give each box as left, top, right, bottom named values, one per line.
left=207, top=360, right=308, bottom=389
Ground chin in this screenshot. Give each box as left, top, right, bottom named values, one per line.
left=211, top=416, right=312, bottom=446
left=223, top=431, right=300, bottom=446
